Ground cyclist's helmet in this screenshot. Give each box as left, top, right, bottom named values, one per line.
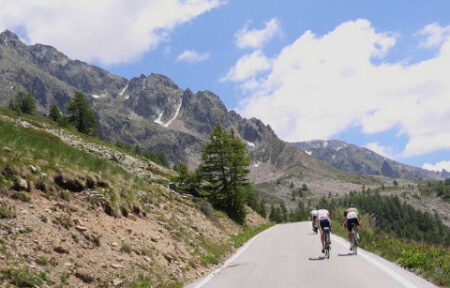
left=320, top=204, right=327, bottom=210
left=349, top=202, right=355, bottom=208
left=315, top=204, right=319, bottom=210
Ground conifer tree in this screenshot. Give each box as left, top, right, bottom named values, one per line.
left=49, top=105, right=62, bottom=122
left=200, top=124, right=251, bottom=223
left=66, top=92, right=97, bottom=136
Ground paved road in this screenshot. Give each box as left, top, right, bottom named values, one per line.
left=186, top=222, right=437, bottom=288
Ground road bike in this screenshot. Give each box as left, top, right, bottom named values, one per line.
left=350, top=223, right=358, bottom=255
left=323, top=227, right=331, bottom=259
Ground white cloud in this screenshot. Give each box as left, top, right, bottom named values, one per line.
left=231, top=19, right=450, bottom=157
left=417, top=23, right=450, bottom=48
left=221, top=50, right=271, bottom=82
left=0, top=0, right=222, bottom=65
left=235, top=18, right=281, bottom=49
left=423, top=161, right=450, bottom=172
left=176, top=49, right=210, bottom=62
left=365, top=142, right=394, bottom=159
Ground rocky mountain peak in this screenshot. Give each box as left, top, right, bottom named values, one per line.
left=0, top=30, right=24, bottom=48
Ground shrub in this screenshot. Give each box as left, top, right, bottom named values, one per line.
left=12, top=191, right=30, bottom=202
left=0, top=203, right=16, bottom=218
left=3, top=268, right=46, bottom=287
left=120, top=241, right=132, bottom=254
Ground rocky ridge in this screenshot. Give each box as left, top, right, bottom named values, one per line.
left=295, top=140, right=441, bottom=180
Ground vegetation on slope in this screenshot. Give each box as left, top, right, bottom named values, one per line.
left=0, top=107, right=269, bottom=287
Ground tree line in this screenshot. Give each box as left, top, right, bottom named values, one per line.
left=7, top=91, right=169, bottom=167
left=337, top=190, right=450, bottom=245
left=8, top=91, right=97, bottom=136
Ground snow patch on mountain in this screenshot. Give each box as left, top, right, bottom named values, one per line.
left=153, top=111, right=164, bottom=125
left=164, top=101, right=182, bottom=127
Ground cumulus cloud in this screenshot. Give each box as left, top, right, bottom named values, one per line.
left=235, top=18, right=281, bottom=49
left=221, top=50, right=271, bottom=82
left=231, top=19, right=450, bottom=157
left=417, top=23, right=450, bottom=48
left=0, top=0, right=222, bottom=65
left=365, top=142, right=394, bottom=159
left=176, top=49, right=210, bottom=62
left=423, top=161, right=450, bottom=172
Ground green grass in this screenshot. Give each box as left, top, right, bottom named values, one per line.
left=0, top=203, right=16, bottom=219
left=12, top=191, right=30, bottom=202
left=0, top=118, right=125, bottom=176
left=1, top=268, right=47, bottom=287
left=194, top=237, right=230, bottom=266
left=0, top=113, right=164, bottom=217
left=35, top=257, right=49, bottom=266
left=232, top=223, right=274, bottom=248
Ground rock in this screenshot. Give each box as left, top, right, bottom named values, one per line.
left=110, top=263, right=123, bottom=269
left=127, top=213, right=137, bottom=221
left=54, top=246, right=69, bottom=254
left=112, top=278, right=123, bottom=286
left=143, top=256, right=151, bottom=262
left=1, top=166, right=18, bottom=179
left=75, top=225, right=88, bottom=232
left=151, top=236, right=159, bottom=243
left=29, top=165, right=37, bottom=173
left=13, top=177, right=29, bottom=191
left=1, top=146, right=11, bottom=152
left=111, top=242, right=119, bottom=247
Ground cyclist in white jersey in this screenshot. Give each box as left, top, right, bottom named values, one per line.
left=343, top=203, right=360, bottom=250
left=315, top=205, right=331, bottom=253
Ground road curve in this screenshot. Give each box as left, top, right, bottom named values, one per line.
left=186, top=222, right=437, bottom=288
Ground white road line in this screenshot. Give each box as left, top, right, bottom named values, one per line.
left=189, top=226, right=274, bottom=288
left=331, top=235, right=418, bottom=288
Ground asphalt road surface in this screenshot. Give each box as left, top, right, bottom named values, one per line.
left=186, top=222, right=437, bottom=288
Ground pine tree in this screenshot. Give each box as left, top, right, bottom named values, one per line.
left=9, top=92, right=36, bottom=114
left=200, top=124, right=251, bottom=223
left=66, top=92, right=97, bottom=136
left=49, top=105, right=62, bottom=122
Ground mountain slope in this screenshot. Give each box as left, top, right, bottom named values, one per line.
left=0, top=30, right=386, bottom=208
left=295, top=140, right=441, bottom=180
left=0, top=108, right=268, bottom=287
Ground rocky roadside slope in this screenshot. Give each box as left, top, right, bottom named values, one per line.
left=0, top=112, right=266, bottom=288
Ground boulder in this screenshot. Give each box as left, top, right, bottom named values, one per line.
left=13, top=177, right=29, bottom=191
left=1, top=146, right=12, bottom=152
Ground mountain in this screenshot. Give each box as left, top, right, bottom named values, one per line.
left=294, top=140, right=442, bottom=180
left=0, top=30, right=395, bottom=209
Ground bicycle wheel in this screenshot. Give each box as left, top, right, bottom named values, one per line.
left=352, top=226, right=358, bottom=255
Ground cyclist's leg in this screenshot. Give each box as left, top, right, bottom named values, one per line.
left=346, top=219, right=352, bottom=242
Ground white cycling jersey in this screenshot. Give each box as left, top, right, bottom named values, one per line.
left=318, top=209, right=330, bottom=221
left=345, top=207, right=358, bottom=220
left=311, top=210, right=319, bottom=217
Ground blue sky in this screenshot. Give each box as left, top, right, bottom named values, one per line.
left=1, top=0, right=450, bottom=171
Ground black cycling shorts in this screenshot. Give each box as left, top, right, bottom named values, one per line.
left=347, top=218, right=359, bottom=232
left=319, top=219, right=330, bottom=230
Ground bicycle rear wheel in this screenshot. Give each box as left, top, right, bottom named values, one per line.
left=352, top=226, right=358, bottom=255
